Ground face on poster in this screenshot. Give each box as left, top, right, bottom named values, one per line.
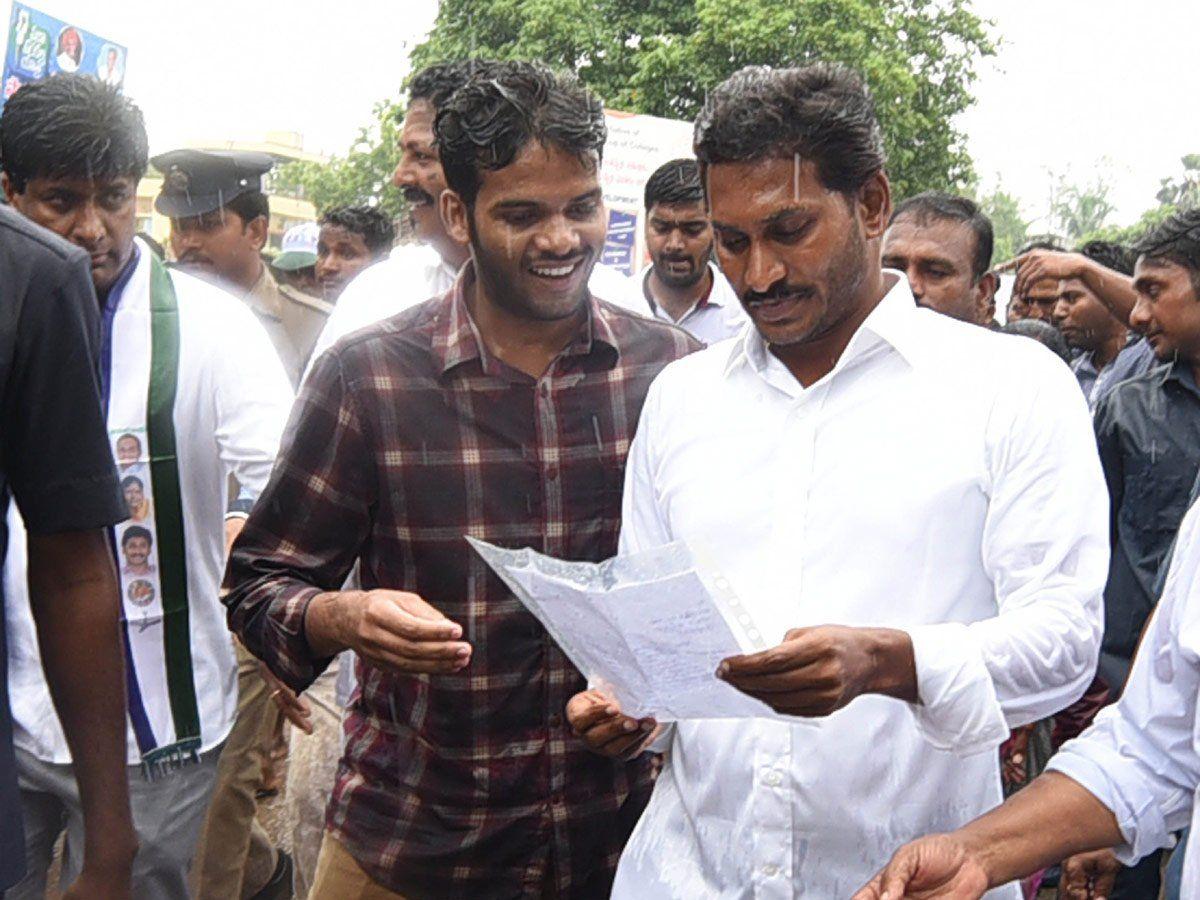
left=3, top=3, right=127, bottom=105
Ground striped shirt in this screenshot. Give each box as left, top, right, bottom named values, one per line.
left=224, top=263, right=698, bottom=897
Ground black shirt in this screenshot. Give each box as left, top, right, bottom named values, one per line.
left=1095, top=359, right=1200, bottom=691
left=0, top=205, right=126, bottom=889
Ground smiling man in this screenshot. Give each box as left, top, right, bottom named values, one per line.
left=223, top=61, right=696, bottom=899
left=882, top=191, right=998, bottom=326
left=566, top=63, right=1107, bottom=898
left=307, top=59, right=631, bottom=371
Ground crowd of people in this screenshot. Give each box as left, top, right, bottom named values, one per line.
left=1, top=52, right=1199, bottom=900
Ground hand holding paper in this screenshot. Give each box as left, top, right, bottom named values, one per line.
left=467, top=537, right=773, bottom=721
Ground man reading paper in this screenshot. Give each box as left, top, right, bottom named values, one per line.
left=567, top=63, right=1109, bottom=898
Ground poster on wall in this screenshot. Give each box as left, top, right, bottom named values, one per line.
left=2, top=2, right=127, bottom=108
left=600, top=109, right=694, bottom=276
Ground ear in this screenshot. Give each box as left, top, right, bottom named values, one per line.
left=858, top=171, right=892, bottom=241
left=440, top=188, right=471, bottom=247
left=2, top=173, right=19, bottom=207
left=974, top=271, right=998, bottom=326
left=246, top=214, right=269, bottom=252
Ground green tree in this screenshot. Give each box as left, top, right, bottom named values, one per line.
left=273, top=99, right=406, bottom=220
left=974, top=186, right=1029, bottom=265
left=410, top=0, right=996, bottom=198
left=1155, top=153, right=1200, bottom=208
left=1047, top=174, right=1116, bottom=244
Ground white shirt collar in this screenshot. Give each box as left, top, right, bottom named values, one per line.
left=724, top=270, right=919, bottom=385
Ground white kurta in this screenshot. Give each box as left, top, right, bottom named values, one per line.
left=612, top=274, right=1108, bottom=898
left=4, top=243, right=292, bottom=764
left=1048, top=499, right=1200, bottom=898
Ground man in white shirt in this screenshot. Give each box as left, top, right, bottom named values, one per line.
left=567, top=63, right=1107, bottom=899
left=613, top=158, right=747, bottom=344
left=0, top=75, right=292, bottom=900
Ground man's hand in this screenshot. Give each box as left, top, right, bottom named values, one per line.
left=1058, top=849, right=1120, bottom=900
left=307, top=589, right=471, bottom=675
left=997, top=250, right=1086, bottom=299
left=258, top=661, right=313, bottom=734
left=567, top=690, right=659, bottom=759
left=852, top=834, right=990, bottom=900
left=717, top=625, right=916, bottom=716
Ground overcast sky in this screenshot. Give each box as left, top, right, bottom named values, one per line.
left=9, top=0, right=1198, bottom=228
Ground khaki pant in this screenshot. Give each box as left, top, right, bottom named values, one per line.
left=309, top=834, right=407, bottom=899
left=191, top=640, right=280, bottom=899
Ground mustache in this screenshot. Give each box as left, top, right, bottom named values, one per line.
left=401, top=185, right=435, bottom=207
left=742, top=281, right=815, bottom=305
left=176, top=252, right=213, bottom=267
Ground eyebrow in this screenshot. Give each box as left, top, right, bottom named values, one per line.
left=711, top=205, right=816, bottom=232
left=493, top=188, right=602, bottom=211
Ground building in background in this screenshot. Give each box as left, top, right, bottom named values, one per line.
left=137, top=131, right=326, bottom=252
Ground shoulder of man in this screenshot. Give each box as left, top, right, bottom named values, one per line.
left=595, top=296, right=701, bottom=365
left=0, top=203, right=86, bottom=266
left=278, top=282, right=334, bottom=316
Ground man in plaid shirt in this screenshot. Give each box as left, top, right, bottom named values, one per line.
left=223, top=61, right=698, bottom=899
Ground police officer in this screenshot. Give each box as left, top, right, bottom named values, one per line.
left=153, top=148, right=331, bottom=385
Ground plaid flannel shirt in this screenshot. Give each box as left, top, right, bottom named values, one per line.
left=224, top=265, right=699, bottom=898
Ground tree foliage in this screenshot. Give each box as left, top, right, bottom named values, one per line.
left=1046, top=173, right=1116, bottom=245
left=974, top=186, right=1029, bottom=265
left=273, top=99, right=406, bottom=220
left=410, top=0, right=996, bottom=198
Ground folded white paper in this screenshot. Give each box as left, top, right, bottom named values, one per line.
left=466, top=537, right=774, bottom=721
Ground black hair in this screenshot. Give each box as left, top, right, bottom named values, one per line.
left=320, top=205, right=395, bottom=257
left=0, top=73, right=148, bottom=192
left=1018, top=239, right=1065, bottom=255
left=644, top=158, right=704, bottom=212
left=121, top=526, right=153, bottom=547
left=435, top=60, right=606, bottom=208
left=1001, top=318, right=1074, bottom=365
left=890, top=191, right=994, bottom=280
left=121, top=475, right=143, bottom=490
left=409, top=59, right=501, bottom=111
left=225, top=191, right=269, bottom=226
left=1134, top=208, right=1200, bottom=296
left=1077, top=239, right=1133, bottom=277
left=694, top=63, right=885, bottom=196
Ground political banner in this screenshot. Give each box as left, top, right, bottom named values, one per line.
left=600, top=109, right=694, bottom=276
left=3, top=2, right=126, bottom=108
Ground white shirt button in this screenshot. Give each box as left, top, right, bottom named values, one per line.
left=764, top=770, right=783, bottom=787
left=761, top=863, right=779, bottom=877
